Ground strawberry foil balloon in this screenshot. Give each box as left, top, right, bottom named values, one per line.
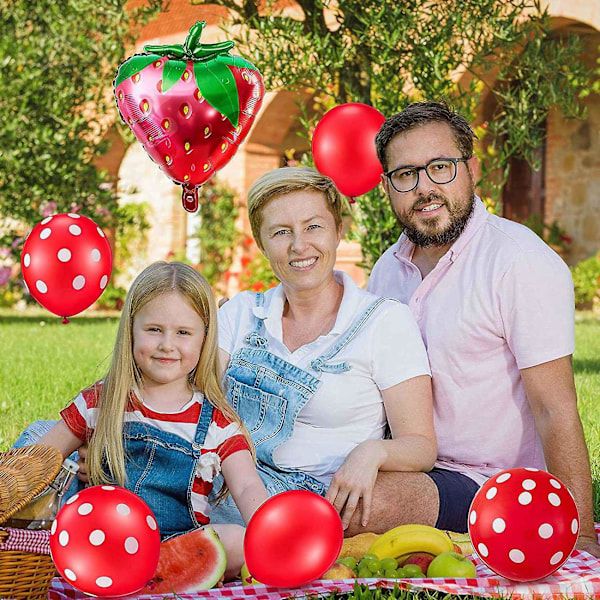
left=114, top=21, right=264, bottom=212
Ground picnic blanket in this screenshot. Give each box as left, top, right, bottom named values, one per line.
left=48, top=525, right=600, bottom=600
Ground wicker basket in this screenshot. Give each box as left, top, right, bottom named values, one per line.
left=0, top=445, right=63, bottom=600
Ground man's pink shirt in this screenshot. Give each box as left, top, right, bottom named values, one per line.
left=367, top=197, right=575, bottom=485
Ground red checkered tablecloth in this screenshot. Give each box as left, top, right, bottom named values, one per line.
left=48, top=526, right=600, bottom=600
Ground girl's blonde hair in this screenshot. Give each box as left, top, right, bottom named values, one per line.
left=86, top=261, right=254, bottom=496
left=247, top=167, right=348, bottom=250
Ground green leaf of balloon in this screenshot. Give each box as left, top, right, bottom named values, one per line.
left=162, top=59, right=187, bottom=93
left=114, top=55, right=161, bottom=88
left=221, top=55, right=259, bottom=72
left=194, top=59, right=240, bottom=128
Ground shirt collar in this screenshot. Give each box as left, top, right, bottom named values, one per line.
left=393, top=195, right=489, bottom=264
left=251, top=270, right=360, bottom=343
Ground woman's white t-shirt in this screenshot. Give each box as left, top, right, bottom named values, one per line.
left=218, top=271, right=431, bottom=486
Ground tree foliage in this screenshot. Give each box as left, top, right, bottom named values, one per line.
left=191, top=0, right=591, bottom=271
left=0, top=0, right=163, bottom=233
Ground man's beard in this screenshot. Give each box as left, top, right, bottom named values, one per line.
left=395, top=190, right=476, bottom=248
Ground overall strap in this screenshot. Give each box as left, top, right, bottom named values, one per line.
left=192, top=398, right=215, bottom=448
left=244, top=292, right=269, bottom=348
left=310, top=297, right=396, bottom=373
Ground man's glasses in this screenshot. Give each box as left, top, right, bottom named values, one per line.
left=384, top=157, right=470, bottom=193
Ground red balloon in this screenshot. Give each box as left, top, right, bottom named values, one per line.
left=312, top=103, right=386, bottom=198
left=244, top=490, right=343, bottom=588
left=114, top=22, right=264, bottom=213
left=468, top=468, right=579, bottom=581
left=50, top=485, right=161, bottom=597
left=21, top=213, right=112, bottom=322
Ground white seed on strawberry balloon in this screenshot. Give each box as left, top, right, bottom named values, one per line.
left=203, top=163, right=210, bottom=172
left=162, top=119, right=170, bottom=130
left=156, top=80, right=163, bottom=93
left=184, top=141, right=191, bottom=152
left=154, top=61, right=162, bottom=68
left=132, top=73, right=140, bottom=83
left=204, top=126, right=211, bottom=138
left=221, top=142, right=227, bottom=152
left=184, top=175, right=190, bottom=181
left=165, top=155, right=173, bottom=165
left=140, top=100, right=150, bottom=113
left=118, top=91, right=124, bottom=101
left=183, top=71, right=190, bottom=81
left=180, top=104, right=191, bottom=118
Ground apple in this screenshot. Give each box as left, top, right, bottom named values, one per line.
left=427, top=552, right=477, bottom=578
left=401, top=552, right=435, bottom=573
left=240, top=562, right=262, bottom=585
left=320, top=562, right=356, bottom=580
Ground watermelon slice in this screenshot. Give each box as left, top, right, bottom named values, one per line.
left=142, top=526, right=227, bottom=593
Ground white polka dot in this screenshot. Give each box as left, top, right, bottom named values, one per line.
left=72, top=275, right=85, bottom=290
left=548, top=493, right=561, bottom=507
left=518, top=492, right=532, bottom=505
left=78, top=503, right=93, bottom=516
left=59, top=531, right=69, bottom=546
left=68, top=213, right=80, bottom=219
left=509, top=549, right=525, bottom=563
left=492, top=518, right=506, bottom=533
left=550, top=551, right=564, bottom=565
left=101, top=486, right=115, bottom=491
left=23, top=253, right=31, bottom=267
left=57, top=248, right=71, bottom=262
left=522, top=479, right=536, bottom=490
left=550, top=479, right=562, bottom=489
left=68, top=224, right=82, bottom=236
left=66, top=494, right=79, bottom=505
left=538, top=523, right=554, bottom=539
left=91, top=249, right=101, bottom=262
left=41, top=217, right=53, bottom=225
left=486, top=487, right=498, bottom=500
left=64, top=569, right=77, bottom=581
left=125, top=537, right=139, bottom=554
left=477, top=543, right=489, bottom=557
left=146, top=515, right=157, bottom=530
left=40, top=228, right=52, bottom=240
left=96, top=576, right=113, bottom=588
left=100, top=275, right=108, bottom=289
left=97, top=226, right=106, bottom=238
left=35, top=280, right=48, bottom=294
left=525, top=468, right=539, bottom=472
left=496, top=473, right=512, bottom=483
left=572, top=519, right=579, bottom=535
left=469, top=510, right=477, bottom=525
left=51, top=521, right=57, bottom=535
left=116, top=503, right=131, bottom=516
left=89, top=530, right=105, bottom=546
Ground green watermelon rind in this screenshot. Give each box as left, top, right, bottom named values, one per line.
left=195, top=526, right=227, bottom=590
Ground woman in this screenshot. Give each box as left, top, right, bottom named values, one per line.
left=210, top=166, right=436, bottom=530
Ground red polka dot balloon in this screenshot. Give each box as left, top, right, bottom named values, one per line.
left=50, top=485, right=160, bottom=597
left=21, top=213, right=112, bottom=322
left=468, top=468, right=579, bottom=581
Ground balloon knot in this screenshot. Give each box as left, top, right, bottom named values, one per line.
left=62, top=317, right=70, bottom=324
left=349, top=197, right=357, bottom=204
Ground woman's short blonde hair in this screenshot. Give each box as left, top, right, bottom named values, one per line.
left=247, top=167, right=347, bottom=249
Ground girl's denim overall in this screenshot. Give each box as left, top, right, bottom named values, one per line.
left=120, top=399, right=214, bottom=540
left=209, top=292, right=390, bottom=525
left=13, top=400, right=215, bottom=541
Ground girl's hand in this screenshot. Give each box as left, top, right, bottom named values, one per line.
left=325, top=440, right=385, bottom=530
left=77, top=444, right=89, bottom=483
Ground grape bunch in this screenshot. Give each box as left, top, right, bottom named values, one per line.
left=337, top=555, right=425, bottom=579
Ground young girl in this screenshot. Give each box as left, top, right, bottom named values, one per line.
left=37, top=261, right=269, bottom=579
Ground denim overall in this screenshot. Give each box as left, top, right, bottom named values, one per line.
left=209, top=292, right=391, bottom=525
left=120, top=399, right=214, bottom=540
left=12, top=400, right=214, bottom=541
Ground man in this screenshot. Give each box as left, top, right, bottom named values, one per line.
left=340, top=101, right=599, bottom=557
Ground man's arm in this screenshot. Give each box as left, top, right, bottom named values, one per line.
left=521, top=355, right=599, bottom=557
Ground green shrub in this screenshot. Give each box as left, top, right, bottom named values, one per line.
left=571, top=254, right=600, bottom=308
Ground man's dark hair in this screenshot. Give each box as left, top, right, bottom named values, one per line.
left=375, top=101, right=477, bottom=172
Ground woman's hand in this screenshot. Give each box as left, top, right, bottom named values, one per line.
left=325, top=440, right=385, bottom=530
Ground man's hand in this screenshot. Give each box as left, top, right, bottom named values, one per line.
left=77, top=445, right=89, bottom=483
left=575, top=533, right=600, bottom=558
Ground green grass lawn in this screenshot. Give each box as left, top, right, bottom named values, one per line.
left=1, top=308, right=599, bottom=600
